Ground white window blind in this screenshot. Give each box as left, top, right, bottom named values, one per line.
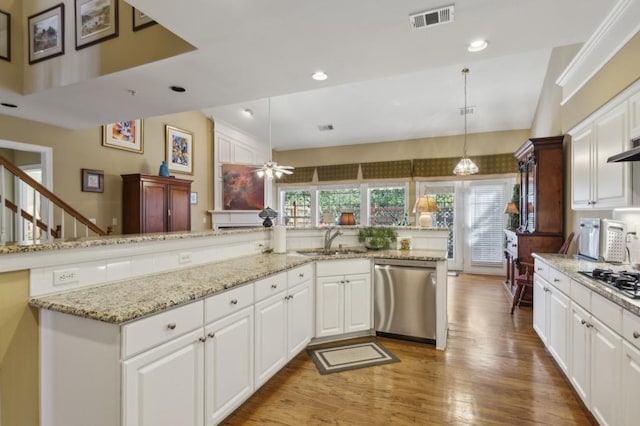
left=469, top=183, right=505, bottom=266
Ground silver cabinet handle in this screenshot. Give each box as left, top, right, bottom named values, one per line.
left=230, top=299, right=238, bottom=305
left=586, top=322, right=594, bottom=328
left=553, top=278, right=560, bottom=283
left=271, top=284, right=278, bottom=289
left=299, top=273, right=305, bottom=278
left=537, top=267, right=543, bottom=271
left=340, top=280, right=345, bottom=284
left=289, top=294, right=294, bottom=300
left=581, top=319, right=586, bottom=325
left=345, top=280, right=350, bottom=283
left=633, top=331, right=640, bottom=339
left=208, top=332, right=215, bottom=338
left=167, top=323, right=176, bottom=330
left=199, top=336, right=207, bottom=343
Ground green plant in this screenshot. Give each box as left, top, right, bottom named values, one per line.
left=357, top=227, right=398, bottom=249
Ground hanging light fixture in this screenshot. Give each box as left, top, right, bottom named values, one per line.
left=453, top=67, right=479, bottom=176
left=253, top=98, right=294, bottom=179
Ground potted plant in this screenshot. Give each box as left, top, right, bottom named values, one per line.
left=357, top=227, right=398, bottom=250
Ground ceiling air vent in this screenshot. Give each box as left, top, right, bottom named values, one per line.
left=460, top=106, right=475, bottom=116
left=409, top=5, right=454, bottom=30
left=318, top=124, right=334, bottom=131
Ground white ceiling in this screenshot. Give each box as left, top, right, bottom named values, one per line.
left=0, top=0, right=616, bottom=151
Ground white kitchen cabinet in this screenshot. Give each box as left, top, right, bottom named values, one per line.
left=630, top=91, right=640, bottom=140
left=590, top=315, right=622, bottom=426
left=571, top=102, right=630, bottom=209
left=123, top=329, right=205, bottom=426
left=315, top=259, right=371, bottom=338
left=532, top=274, right=547, bottom=344
left=286, top=278, right=313, bottom=358
left=569, top=300, right=591, bottom=406
left=622, top=341, right=640, bottom=425
left=254, top=290, right=287, bottom=388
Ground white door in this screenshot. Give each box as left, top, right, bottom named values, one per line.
left=621, top=341, right=640, bottom=426
left=547, top=285, right=570, bottom=374
left=316, top=276, right=344, bottom=338
left=204, top=306, right=254, bottom=426
left=254, top=292, right=287, bottom=388
left=287, top=280, right=313, bottom=360
left=571, top=126, right=593, bottom=208
left=122, top=329, right=204, bottom=426
left=590, top=316, right=621, bottom=426
left=532, top=276, right=547, bottom=344
left=594, top=103, right=629, bottom=207
left=569, top=301, right=591, bottom=406
left=344, top=273, right=371, bottom=334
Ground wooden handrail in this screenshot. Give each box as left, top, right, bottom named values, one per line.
left=0, top=154, right=108, bottom=237
left=1, top=196, right=61, bottom=238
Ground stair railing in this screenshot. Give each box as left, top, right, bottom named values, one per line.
left=0, top=154, right=109, bottom=244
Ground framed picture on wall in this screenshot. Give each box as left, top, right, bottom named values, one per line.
left=0, top=10, right=10, bottom=62
left=221, top=164, right=265, bottom=210
left=75, top=0, right=118, bottom=50
left=28, top=3, right=65, bottom=64
left=132, top=7, right=156, bottom=31
left=102, top=119, right=144, bottom=153
left=165, top=125, right=194, bottom=175
left=81, top=168, right=104, bottom=193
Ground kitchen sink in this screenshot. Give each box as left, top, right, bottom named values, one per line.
left=296, top=248, right=367, bottom=257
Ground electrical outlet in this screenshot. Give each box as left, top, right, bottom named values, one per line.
left=53, top=268, right=80, bottom=286
left=178, top=252, right=192, bottom=264
left=112, top=217, right=118, bottom=225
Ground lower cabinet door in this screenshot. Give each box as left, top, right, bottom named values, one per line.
left=254, top=292, right=287, bottom=389
left=569, top=301, right=591, bottom=406
left=123, top=329, right=204, bottom=426
left=316, top=276, right=344, bottom=338
left=622, top=341, right=640, bottom=426
left=590, top=316, right=621, bottom=426
left=532, top=276, right=547, bottom=343
left=287, top=280, right=313, bottom=360
left=204, top=306, right=254, bottom=425
left=344, top=273, right=371, bottom=334
left=547, top=285, right=570, bottom=374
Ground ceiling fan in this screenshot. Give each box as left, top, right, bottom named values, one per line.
left=252, top=98, right=294, bottom=179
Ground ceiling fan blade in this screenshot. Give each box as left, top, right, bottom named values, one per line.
left=277, top=169, right=294, bottom=175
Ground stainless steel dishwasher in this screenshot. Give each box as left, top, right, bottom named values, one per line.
left=374, top=258, right=436, bottom=344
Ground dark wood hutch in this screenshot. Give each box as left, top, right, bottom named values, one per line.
left=504, top=136, right=565, bottom=298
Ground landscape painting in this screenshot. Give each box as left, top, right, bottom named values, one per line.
left=28, top=4, right=65, bottom=64
left=222, top=164, right=264, bottom=211
left=75, top=0, right=118, bottom=49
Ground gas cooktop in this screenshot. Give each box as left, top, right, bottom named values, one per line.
left=579, top=268, right=640, bottom=299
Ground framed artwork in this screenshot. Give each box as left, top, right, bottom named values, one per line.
left=28, top=4, right=65, bottom=64
left=221, top=164, right=265, bottom=210
left=190, top=192, right=198, bottom=205
left=102, top=119, right=144, bottom=153
left=132, top=7, right=156, bottom=31
left=75, top=0, right=118, bottom=50
left=165, top=125, right=194, bottom=175
left=0, top=10, right=10, bottom=62
left=81, top=168, right=104, bottom=193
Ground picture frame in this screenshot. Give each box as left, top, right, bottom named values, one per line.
left=132, top=7, right=156, bottom=31
left=165, top=125, right=194, bottom=175
left=221, top=164, right=265, bottom=210
left=81, top=168, right=104, bottom=193
left=75, top=0, right=118, bottom=50
left=190, top=192, right=198, bottom=205
left=0, top=10, right=10, bottom=62
left=28, top=4, right=65, bottom=64
left=102, top=119, right=144, bottom=153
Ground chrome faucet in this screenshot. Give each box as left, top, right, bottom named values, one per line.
left=324, top=227, right=343, bottom=250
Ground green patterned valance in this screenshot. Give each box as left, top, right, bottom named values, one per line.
left=413, top=153, right=518, bottom=177
left=317, top=163, right=360, bottom=181
left=277, top=166, right=315, bottom=184
left=361, top=160, right=412, bottom=179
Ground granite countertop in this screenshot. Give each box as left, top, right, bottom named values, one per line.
left=534, top=253, right=640, bottom=316
left=29, top=249, right=447, bottom=324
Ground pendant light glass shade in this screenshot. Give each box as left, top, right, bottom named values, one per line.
left=453, top=67, right=479, bottom=176
left=253, top=98, right=294, bottom=179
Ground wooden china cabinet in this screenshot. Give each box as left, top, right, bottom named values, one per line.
left=504, top=136, right=565, bottom=299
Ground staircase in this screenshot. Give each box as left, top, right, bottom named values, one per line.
left=0, top=154, right=110, bottom=244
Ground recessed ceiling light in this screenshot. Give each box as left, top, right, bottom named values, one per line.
left=242, top=108, right=253, bottom=118
left=1, top=102, right=17, bottom=108
left=169, top=85, right=186, bottom=93
left=468, top=39, right=488, bottom=52
left=312, top=71, right=328, bottom=81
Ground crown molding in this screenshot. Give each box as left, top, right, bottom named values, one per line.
left=556, top=0, right=640, bottom=105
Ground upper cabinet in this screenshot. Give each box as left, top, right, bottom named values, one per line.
left=571, top=102, right=631, bottom=210
left=630, top=91, right=640, bottom=140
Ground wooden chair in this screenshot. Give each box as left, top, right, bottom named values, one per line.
left=510, top=232, right=574, bottom=314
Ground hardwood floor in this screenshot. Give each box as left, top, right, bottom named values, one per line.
left=223, top=274, right=597, bottom=425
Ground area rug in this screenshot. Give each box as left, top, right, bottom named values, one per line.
left=307, top=341, right=400, bottom=375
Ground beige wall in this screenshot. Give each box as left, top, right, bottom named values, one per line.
left=0, top=270, right=38, bottom=426
left=0, top=0, right=23, bottom=94
left=0, top=110, right=213, bottom=234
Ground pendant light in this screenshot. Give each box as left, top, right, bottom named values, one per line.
left=453, top=67, right=479, bottom=176
left=253, top=98, right=294, bottom=179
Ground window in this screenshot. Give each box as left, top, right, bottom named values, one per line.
left=468, top=182, right=507, bottom=266
left=281, top=190, right=311, bottom=227
left=318, top=187, right=361, bottom=224
left=368, top=186, right=407, bottom=226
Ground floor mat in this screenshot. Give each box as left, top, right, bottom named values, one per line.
left=307, top=340, right=400, bottom=375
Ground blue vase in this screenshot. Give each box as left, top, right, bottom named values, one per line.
left=159, top=161, right=169, bottom=177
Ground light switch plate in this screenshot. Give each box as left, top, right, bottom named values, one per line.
left=53, top=269, right=80, bottom=286
left=178, top=252, right=192, bottom=264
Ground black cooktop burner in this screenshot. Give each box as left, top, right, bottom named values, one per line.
left=579, top=269, right=640, bottom=299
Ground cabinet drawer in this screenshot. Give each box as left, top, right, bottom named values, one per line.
left=316, top=259, right=370, bottom=277
left=534, top=260, right=550, bottom=282
left=548, top=267, right=570, bottom=295
left=623, top=310, right=640, bottom=351
left=570, top=280, right=592, bottom=310
left=122, top=300, right=203, bottom=359
left=205, top=284, right=254, bottom=323
left=287, top=264, right=313, bottom=288
left=254, top=272, right=287, bottom=302
left=592, top=292, right=622, bottom=334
